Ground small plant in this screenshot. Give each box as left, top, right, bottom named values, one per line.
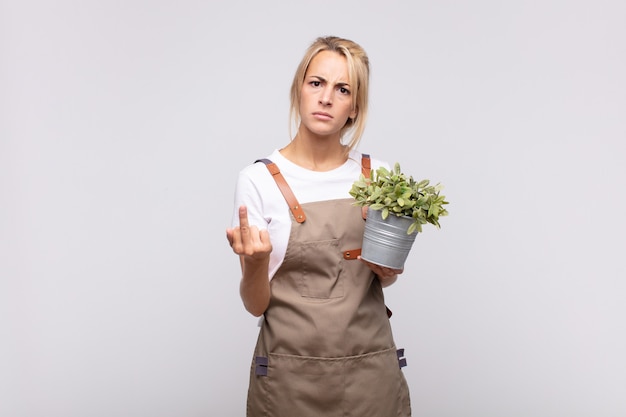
left=349, top=162, right=449, bottom=234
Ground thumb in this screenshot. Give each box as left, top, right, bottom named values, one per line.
left=259, top=229, right=272, bottom=247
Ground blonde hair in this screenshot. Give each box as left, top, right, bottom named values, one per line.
left=289, top=36, right=370, bottom=151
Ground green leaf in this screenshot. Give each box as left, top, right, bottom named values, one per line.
left=349, top=161, right=450, bottom=232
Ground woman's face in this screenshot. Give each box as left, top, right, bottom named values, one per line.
left=299, top=50, right=357, bottom=140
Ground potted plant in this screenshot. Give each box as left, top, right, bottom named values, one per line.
left=349, top=162, right=449, bottom=268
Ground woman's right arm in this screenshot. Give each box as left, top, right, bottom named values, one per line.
left=226, top=205, right=272, bottom=316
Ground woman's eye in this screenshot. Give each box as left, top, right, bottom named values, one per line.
left=311, top=81, right=321, bottom=87
left=339, top=87, right=350, bottom=95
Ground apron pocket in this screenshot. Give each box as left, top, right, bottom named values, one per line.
left=343, top=348, right=412, bottom=417
left=297, top=239, right=344, bottom=299
left=265, top=353, right=344, bottom=417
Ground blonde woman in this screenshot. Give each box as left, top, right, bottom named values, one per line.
left=227, top=36, right=411, bottom=417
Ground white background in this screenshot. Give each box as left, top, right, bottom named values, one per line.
left=1, top=1, right=625, bottom=416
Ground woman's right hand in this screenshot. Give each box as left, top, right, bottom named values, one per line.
left=227, top=205, right=272, bottom=316
left=226, top=205, right=272, bottom=262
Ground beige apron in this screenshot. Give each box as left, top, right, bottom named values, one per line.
left=247, top=158, right=411, bottom=417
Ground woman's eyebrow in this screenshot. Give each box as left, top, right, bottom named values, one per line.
left=308, top=75, right=350, bottom=87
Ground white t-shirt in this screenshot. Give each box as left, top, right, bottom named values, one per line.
left=230, top=148, right=389, bottom=280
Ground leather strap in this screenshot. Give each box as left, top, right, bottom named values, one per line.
left=256, top=154, right=372, bottom=224
left=361, top=153, right=371, bottom=177
left=347, top=154, right=372, bottom=254
left=256, top=158, right=306, bottom=223
left=361, top=154, right=371, bottom=220
left=342, top=248, right=361, bottom=260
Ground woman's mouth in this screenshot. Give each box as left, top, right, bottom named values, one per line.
left=313, top=112, right=333, bottom=120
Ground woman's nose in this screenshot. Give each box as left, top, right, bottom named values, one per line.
left=319, top=87, right=332, bottom=105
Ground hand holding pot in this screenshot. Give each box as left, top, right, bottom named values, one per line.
left=358, top=256, right=403, bottom=287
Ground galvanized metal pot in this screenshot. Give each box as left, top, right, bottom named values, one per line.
left=360, top=207, right=418, bottom=269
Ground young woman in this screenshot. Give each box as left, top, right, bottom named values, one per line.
left=226, top=36, right=411, bottom=417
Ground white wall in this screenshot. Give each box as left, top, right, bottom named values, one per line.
left=1, top=1, right=625, bottom=416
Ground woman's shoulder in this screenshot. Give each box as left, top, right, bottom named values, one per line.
left=237, top=150, right=282, bottom=177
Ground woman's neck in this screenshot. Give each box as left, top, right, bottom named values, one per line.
left=280, top=132, right=348, bottom=172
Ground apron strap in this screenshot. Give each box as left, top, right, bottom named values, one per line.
left=255, top=356, right=268, bottom=376
left=256, top=153, right=372, bottom=224
left=346, top=153, right=374, bottom=248
left=256, top=158, right=306, bottom=223
left=397, top=348, right=407, bottom=368
left=342, top=248, right=361, bottom=260
left=361, top=154, right=371, bottom=220
left=361, top=153, right=371, bottom=177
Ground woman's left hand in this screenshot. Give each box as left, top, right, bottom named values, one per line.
left=358, top=257, right=403, bottom=287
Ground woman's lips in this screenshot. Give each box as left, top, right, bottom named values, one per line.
left=313, top=112, right=333, bottom=120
